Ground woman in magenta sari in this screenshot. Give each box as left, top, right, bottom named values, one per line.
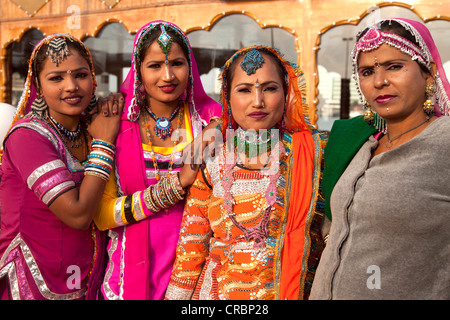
left=94, top=21, right=222, bottom=300
left=0, top=34, right=122, bottom=299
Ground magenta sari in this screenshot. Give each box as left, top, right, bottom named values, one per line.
left=0, top=33, right=104, bottom=300
left=0, top=118, right=105, bottom=300
left=100, top=21, right=221, bottom=300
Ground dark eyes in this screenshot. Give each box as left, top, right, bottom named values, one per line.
left=237, top=86, right=279, bottom=93
left=146, top=60, right=186, bottom=69
left=48, top=73, right=89, bottom=81
left=360, top=64, right=404, bottom=77
left=387, top=64, right=404, bottom=71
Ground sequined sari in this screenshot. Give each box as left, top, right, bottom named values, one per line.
left=165, top=45, right=328, bottom=300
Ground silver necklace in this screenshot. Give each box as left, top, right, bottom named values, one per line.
left=385, top=116, right=430, bottom=148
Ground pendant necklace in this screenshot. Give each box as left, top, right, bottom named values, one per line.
left=385, top=116, right=430, bottom=148
left=142, top=101, right=184, bottom=181
left=145, top=103, right=181, bottom=140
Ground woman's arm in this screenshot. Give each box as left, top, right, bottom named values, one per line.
left=49, top=97, right=123, bottom=229
left=165, top=169, right=213, bottom=300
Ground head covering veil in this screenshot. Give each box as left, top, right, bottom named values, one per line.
left=219, top=45, right=313, bottom=136
left=0, top=34, right=97, bottom=161
left=120, top=20, right=221, bottom=127
left=11, top=33, right=97, bottom=125
left=352, top=18, right=450, bottom=131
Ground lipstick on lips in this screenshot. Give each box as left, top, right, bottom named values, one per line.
left=62, top=94, right=83, bottom=105
left=375, top=95, right=396, bottom=104
left=159, top=84, right=177, bottom=93
left=248, top=111, right=268, bottom=119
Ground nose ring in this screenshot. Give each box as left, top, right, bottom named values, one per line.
left=384, top=79, right=389, bottom=85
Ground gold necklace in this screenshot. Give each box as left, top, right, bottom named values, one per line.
left=385, top=116, right=430, bottom=148
left=142, top=101, right=184, bottom=181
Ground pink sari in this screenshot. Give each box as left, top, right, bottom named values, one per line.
left=0, top=119, right=105, bottom=300
left=0, top=34, right=103, bottom=300
left=101, top=21, right=221, bottom=300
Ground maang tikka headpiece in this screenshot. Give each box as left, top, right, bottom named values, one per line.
left=46, top=37, right=71, bottom=66
left=158, top=25, right=173, bottom=64
left=240, top=48, right=265, bottom=75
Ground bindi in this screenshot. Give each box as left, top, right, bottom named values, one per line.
left=374, top=57, right=380, bottom=68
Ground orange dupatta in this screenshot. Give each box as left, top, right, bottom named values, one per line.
left=279, top=128, right=315, bottom=300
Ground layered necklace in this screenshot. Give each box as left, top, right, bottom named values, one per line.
left=142, top=101, right=184, bottom=181
left=48, top=114, right=84, bottom=148
left=222, top=130, right=285, bottom=250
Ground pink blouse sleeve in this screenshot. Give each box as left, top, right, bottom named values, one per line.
left=4, top=128, right=76, bottom=206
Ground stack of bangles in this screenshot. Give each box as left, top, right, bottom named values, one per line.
left=84, top=139, right=116, bottom=182
left=143, top=173, right=186, bottom=212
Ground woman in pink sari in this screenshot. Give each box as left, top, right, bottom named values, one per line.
left=94, top=21, right=222, bottom=300
left=0, top=34, right=122, bottom=299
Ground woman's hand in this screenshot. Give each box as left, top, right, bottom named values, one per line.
left=178, top=118, right=222, bottom=188
left=88, top=94, right=124, bottom=144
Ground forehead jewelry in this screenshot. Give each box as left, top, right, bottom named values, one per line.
left=240, top=48, right=265, bottom=75
left=353, top=26, right=428, bottom=69
left=158, top=25, right=173, bottom=65
left=374, top=57, right=380, bottom=68
left=67, top=70, right=72, bottom=74
left=254, top=80, right=260, bottom=88
left=46, top=37, right=71, bottom=66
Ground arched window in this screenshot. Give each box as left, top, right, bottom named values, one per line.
left=83, top=22, right=134, bottom=97
left=6, top=29, right=44, bottom=106
left=187, top=14, right=297, bottom=102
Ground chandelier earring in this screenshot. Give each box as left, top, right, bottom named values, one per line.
left=423, top=82, right=435, bottom=116
left=31, top=94, right=47, bottom=119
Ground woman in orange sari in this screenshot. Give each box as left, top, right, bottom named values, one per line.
left=165, top=45, right=327, bottom=300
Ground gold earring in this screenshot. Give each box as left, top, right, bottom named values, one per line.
left=423, top=82, right=435, bottom=115
left=364, top=104, right=374, bottom=124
